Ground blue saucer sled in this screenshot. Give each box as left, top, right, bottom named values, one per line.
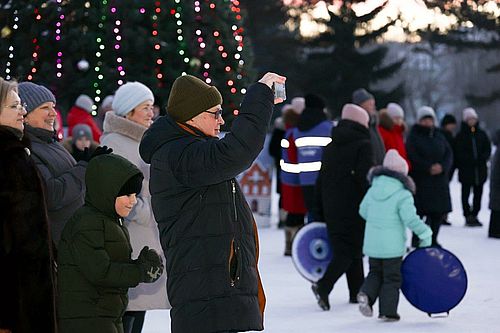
left=401, top=247, right=468, bottom=316
left=291, top=222, right=333, bottom=282
left=292, top=224, right=468, bottom=316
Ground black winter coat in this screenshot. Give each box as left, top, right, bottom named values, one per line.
left=0, top=126, right=57, bottom=332
left=490, top=130, right=500, bottom=211
left=316, top=119, right=373, bottom=248
left=139, top=83, right=272, bottom=333
left=454, top=122, right=491, bottom=185
left=406, top=125, right=452, bottom=215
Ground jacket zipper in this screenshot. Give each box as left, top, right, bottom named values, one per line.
left=231, top=179, right=238, bottom=222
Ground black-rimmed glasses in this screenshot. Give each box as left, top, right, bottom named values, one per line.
left=203, top=108, right=222, bottom=119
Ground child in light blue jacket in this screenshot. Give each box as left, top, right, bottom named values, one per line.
left=357, top=149, right=432, bottom=322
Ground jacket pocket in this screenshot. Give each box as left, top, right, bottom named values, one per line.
left=228, top=238, right=241, bottom=287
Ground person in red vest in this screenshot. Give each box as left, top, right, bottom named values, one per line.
left=378, top=103, right=411, bottom=170
left=67, top=94, right=102, bottom=142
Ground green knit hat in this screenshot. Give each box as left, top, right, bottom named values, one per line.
left=167, top=75, right=223, bottom=122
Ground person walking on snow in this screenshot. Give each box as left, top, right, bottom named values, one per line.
left=312, top=104, right=373, bottom=311
left=357, top=149, right=432, bottom=322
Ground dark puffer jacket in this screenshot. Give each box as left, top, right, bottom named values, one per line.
left=406, top=125, right=452, bottom=215
left=0, top=126, right=57, bottom=333
left=139, top=83, right=272, bottom=333
left=316, top=119, right=373, bottom=247
left=57, top=154, right=144, bottom=333
left=454, top=122, right=491, bottom=185
left=24, top=125, right=87, bottom=246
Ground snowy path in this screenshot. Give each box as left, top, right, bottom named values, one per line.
left=143, top=178, right=499, bottom=332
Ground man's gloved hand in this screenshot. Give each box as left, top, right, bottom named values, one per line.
left=136, top=246, right=164, bottom=283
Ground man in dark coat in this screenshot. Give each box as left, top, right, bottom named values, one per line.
left=0, top=78, right=57, bottom=333
left=406, top=107, right=452, bottom=247
left=312, top=104, right=373, bottom=311
left=439, top=113, right=457, bottom=226
left=352, top=88, right=385, bottom=165
left=18, top=82, right=89, bottom=246
left=454, top=108, right=491, bottom=226
left=139, top=73, right=285, bottom=333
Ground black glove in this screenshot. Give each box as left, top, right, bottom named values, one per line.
left=136, top=246, right=164, bottom=283
left=80, top=146, right=113, bottom=162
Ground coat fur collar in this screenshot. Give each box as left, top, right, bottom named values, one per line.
left=368, top=166, right=416, bottom=194
left=103, top=112, right=147, bottom=142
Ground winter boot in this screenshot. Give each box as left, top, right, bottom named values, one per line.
left=284, top=228, right=292, bottom=256
left=357, top=292, right=373, bottom=317
left=379, top=314, right=400, bottom=322
left=311, top=283, right=330, bottom=311
left=284, top=226, right=300, bottom=256
left=465, top=215, right=482, bottom=227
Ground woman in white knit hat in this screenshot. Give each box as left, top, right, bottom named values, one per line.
left=100, top=81, right=170, bottom=333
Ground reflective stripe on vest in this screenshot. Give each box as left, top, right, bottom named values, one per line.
left=295, top=136, right=332, bottom=148
left=281, top=160, right=322, bottom=173
left=293, top=121, right=333, bottom=186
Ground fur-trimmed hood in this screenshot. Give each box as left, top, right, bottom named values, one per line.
left=368, top=166, right=416, bottom=194
left=103, top=111, right=147, bottom=142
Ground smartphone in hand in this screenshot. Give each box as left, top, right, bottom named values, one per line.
left=273, top=82, right=286, bottom=101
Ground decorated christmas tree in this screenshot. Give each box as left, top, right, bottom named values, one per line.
left=0, top=0, right=254, bottom=122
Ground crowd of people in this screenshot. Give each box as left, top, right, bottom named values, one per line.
left=0, top=72, right=285, bottom=333
left=1, top=73, right=498, bottom=332
left=271, top=88, right=499, bottom=320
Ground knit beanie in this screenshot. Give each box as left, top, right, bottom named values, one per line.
left=112, top=81, right=154, bottom=117
left=18, top=82, right=56, bottom=114
left=75, top=94, right=94, bottom=113
left=117, top=173, right=144, bottom=197
left=72, top=124, right=93, bottom=141
left=305, top=94, right=325, bottom=109
left=290, top=97, right=305, bottom=114
left=167, top=75, right=222, bottom=122
left=440, top=113, right=457, bottom=127
left=386, top=102, right=404, bottom=120
left=462, top=107, right=478, bottom=121
left=352, top=88, right=374, bottom=105
left=383, top=149, right=409, bottom=176
left=341, top=103, right=369, bottom=128
left=416, top=106, right=436, bottom=122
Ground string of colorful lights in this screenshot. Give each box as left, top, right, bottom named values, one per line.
left=27, top=6, right=42, bottom=81
left=4, top=10, right=18, bottom=80
left=92, top=0, right=108, bottom=115
left=55, top=0, right=64, bottom=79
left=110, top=2, right=125, bottom=86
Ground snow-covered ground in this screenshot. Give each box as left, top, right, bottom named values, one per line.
left=143, top=175, right=499, bottom=332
